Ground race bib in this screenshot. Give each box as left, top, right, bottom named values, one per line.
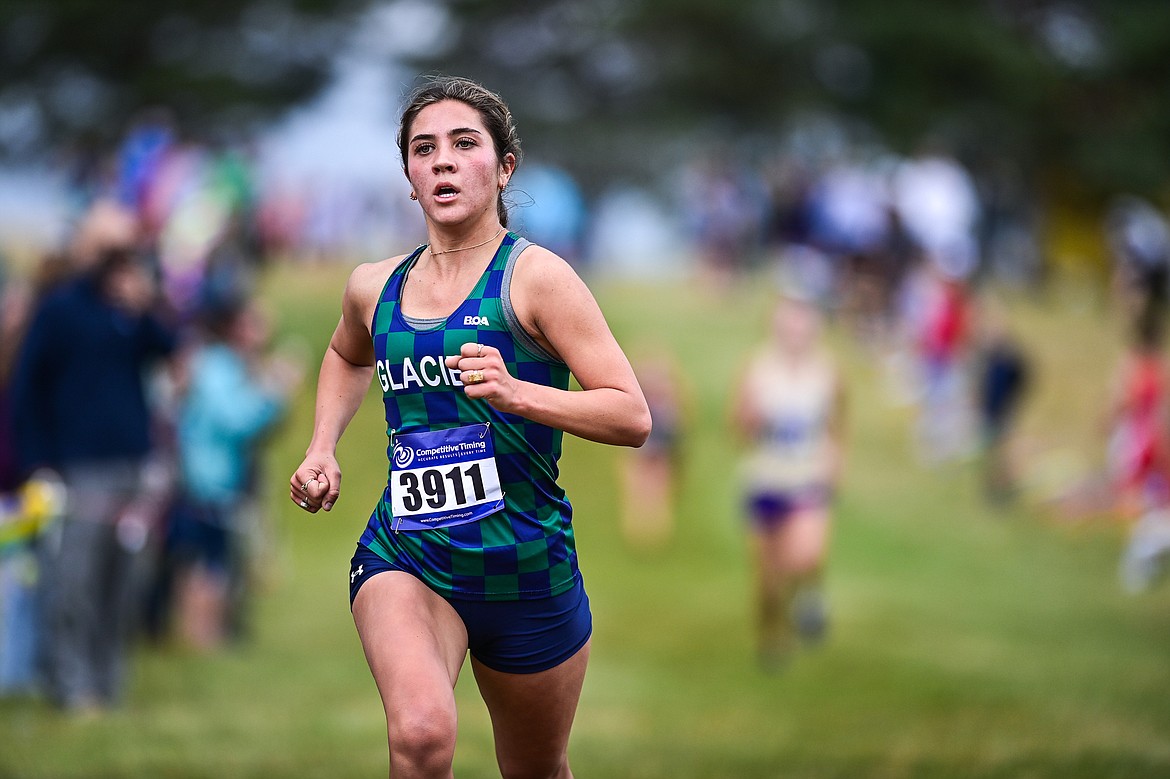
left=389, top=423, right=505, bottom=531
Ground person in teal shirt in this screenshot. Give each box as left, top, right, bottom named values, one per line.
left=170, top=297, right=300, bottom=648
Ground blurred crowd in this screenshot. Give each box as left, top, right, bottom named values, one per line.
left=0, top=112, right=306, bottom=713
left=675, top=136, right=1170, bottom=483
left=658, top=139, right=1170, bottom=613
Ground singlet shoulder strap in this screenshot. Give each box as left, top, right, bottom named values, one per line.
left=497, top=236, right=563, bottom=365
left=479, top=234, right=522, bottom=299
left=383, top=245, right=426, bottom=300
left=371, top=245, right=426, bottom=333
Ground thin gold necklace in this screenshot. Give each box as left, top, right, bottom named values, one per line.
left=428, top=227, right=504, bottom=257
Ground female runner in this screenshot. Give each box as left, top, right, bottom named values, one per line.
left=289, top=76, right=650, bottom=778
left=733, top=293, right=845, bottom=670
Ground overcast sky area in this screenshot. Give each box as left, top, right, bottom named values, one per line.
left=257, top=0, right=450, bottom=188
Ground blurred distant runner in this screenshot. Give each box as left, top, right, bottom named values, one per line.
left=619, top=348, right=686, bottom=549
left=733, top=294, right=845, bottom=670
left=288, top=76, right=650, bottom=778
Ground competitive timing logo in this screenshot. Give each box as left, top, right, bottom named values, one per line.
left=393, top=441, right=416, bottom=469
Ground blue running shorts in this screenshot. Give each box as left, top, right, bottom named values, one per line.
left=348, top=544, right=592, bottom=674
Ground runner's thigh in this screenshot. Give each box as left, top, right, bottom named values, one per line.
left=352, top=571, right=469, bottom=721
left=780, top=509, right=831, bottom=571
left=471, top=641, right=590, bottom=778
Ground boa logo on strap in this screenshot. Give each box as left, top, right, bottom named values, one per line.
left=392, top=441, right=415, bottom=469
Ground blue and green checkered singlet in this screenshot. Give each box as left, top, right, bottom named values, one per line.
left=357, top=233, right=580, bottom=601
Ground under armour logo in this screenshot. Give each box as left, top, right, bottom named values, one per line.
left=351, top=564, right=364, bottom=584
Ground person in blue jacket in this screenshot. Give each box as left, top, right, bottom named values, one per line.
left=11, top=245, right=178, bottom=712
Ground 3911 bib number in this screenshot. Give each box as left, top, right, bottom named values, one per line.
left=388, top=423, right=505, bottom=531
left=397, top=463, right=487, bottom=512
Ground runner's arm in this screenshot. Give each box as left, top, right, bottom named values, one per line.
left=290, top=264, right=380, bottom=511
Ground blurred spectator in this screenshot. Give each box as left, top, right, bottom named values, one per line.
left=0, top=273, right=39, bottom=696
left=732, top=294, right=845, bottom=670
left=154, top=141, right=237, bottom=315
left=115, top=109, right=176, bottom=224
left=765, top=160, right=837, bottom=310
left=67, top=198, right=140, bottom=273
left=683, top=155, right=768, bottom=288
left=618, top=348, right=687, bottom=550
left=1111, top=310, right=1170, bottom=592
left=764, top=160, right=815, bottom=249
left=0, top=272, right=32, bottom=489
left=891, top=148, right=981, bottom=280
left=164, top=296, right=302, bottom=649
left=10, top=239, right=179, bottom=713
left=196, top=215, right=264, bottom=321
left=903, top=256, right=976, bottom=464
left=977, top=159, right=1042, bottom=288
left=1105, top=195, right=1170, bottom=325
left=803, top=156, right=905, bottom=342
left=808, top=158, right=890, bottom=260
left=0, top=474, right=66, bottom=697
left=1105, top=309, right=1170, bottom=520
left=973, top=297, right=1031, bottom=505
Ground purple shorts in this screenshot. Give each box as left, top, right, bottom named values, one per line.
left=746, top=485, right=831, bottom=531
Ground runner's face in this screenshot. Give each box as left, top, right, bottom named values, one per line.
left=404, top=100, right=512, bottom=227
left=774, top=299, right=820, bottom=353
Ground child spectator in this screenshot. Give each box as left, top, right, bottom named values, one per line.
left=165, top=296, right=301, bottom=649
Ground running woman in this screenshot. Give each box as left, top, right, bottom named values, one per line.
left=289, top=76, right=651, bottom=779
left=733, top=293, right=845, bottom=670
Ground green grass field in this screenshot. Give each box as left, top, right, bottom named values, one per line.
left=3, top=263, right=1168, bottom=779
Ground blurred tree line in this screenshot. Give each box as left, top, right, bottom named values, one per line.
left=406, top=0, right=1170, bottom=204
left=3, top=0, right=1169, bottom=204
left=0, top=1, right=364, bottom=152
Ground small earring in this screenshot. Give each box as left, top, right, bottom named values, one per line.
left=409, top=192, right=417, bottom=201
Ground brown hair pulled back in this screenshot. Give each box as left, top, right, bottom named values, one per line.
left=397, top=76, right=522, bottom=227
